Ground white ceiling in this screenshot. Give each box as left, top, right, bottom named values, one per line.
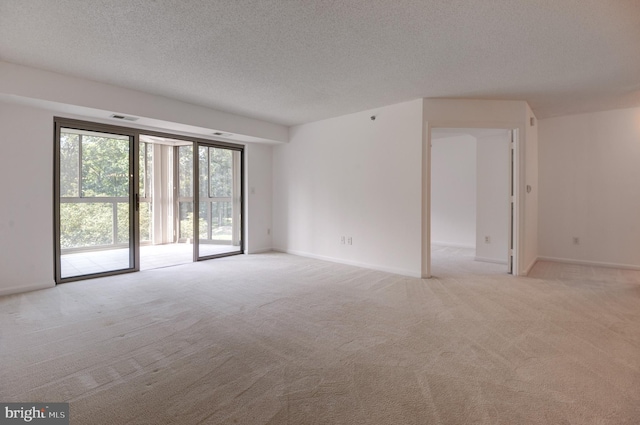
left=1, top=0, right=639, bottom=126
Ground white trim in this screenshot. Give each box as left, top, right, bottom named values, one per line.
left=274, top=248, right=422, bottom=278
left=537, top=256, right=640, bottom=271
left=523, top=257, right=539, bottom=275
left=0, top=283, right=54, bottom=297
left=474, top=256, right=508, bottom=265
left=421, top=118, right=430, bottom=279
left=424, top=119, right=523, bottom=278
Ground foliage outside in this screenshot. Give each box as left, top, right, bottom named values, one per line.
left=60, top=133, right=234, bottom=250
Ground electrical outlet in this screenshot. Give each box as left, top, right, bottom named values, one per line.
left=347, top=237, right=352, bottom=245
left=484, top=236, right=490, bottom=244
left=573, top=237, right=580, bottom=245
left=267, top=228, right=271, bottom=236
left=341, top=236, right=345, bottom=244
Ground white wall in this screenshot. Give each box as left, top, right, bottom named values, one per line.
left=272, top=99, right=424, bottom=277
left=272, top=98, right=536, bottom=278
left=245, top=143, right=273, bottom=253
left=0, top=102, right=55, bottom=295
left=431, top=135, right=477, bottom=248
left=0, top=100, right=274, bottom=296
left=475, top=133, right=510, bottom=263
left=539, top=107, right=640, bottom=268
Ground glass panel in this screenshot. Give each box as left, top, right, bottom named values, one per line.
left=140, top=201, right=152, bottom=243
left=198, top=146, right=241, bottom=258
left=81, top=134, right=129, bottom=197
left=210, top=148, right=232, bottom=197
left=199, top=146, right=208, bottom=199
left=211, top=201, right=232, bottom=240
left=60, top=133, right=79, bottom=197
left=116, top=202, right=130, bottom=245
left=59, top=200, right=131, bottom=278
left=139, top=141, right=153, bottom=244
left=178, top=145, right=193, bottom=198
left=59, top=128, right=132, bottom=279
left=139, top=141, right=146, bottom=198
left=60, top=203, right=115, bottom=249
left=146, top=142, right=153, bottom=197
left=199, top=201, right=209, bottom=240
left=179, top=201, right=194, bottom=240
left=177, top=143, right=194, bottom=245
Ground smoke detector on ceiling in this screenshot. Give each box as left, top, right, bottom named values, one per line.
left=110, top=113, right=139, bottom=121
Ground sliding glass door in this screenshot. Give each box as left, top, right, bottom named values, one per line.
left=55, top=121, right=135, bottom=281
left=54, top=118, right=244, bottom=283
left=196, top=144, right=243, bottom=259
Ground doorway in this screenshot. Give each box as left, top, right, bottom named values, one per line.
left=137, top=135, right=193, bottom=270
left=54, top=118, right=244, bottom=283
left=429, top=128, right=515, bottom=276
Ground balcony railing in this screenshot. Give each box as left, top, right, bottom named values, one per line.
left=60, top=196, right=235, bottom=253
left=60, top=197, right=130, bottom=253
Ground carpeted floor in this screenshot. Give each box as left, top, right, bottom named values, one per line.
left=1, top=249, right=639, bottom=424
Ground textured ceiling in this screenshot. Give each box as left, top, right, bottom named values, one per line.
left=1, top=0, right=639, bottom=126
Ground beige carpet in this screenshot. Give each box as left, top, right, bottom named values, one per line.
left=1, top=249, right=639, bottom=424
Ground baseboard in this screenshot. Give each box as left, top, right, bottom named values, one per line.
left=0, top=282, right=54, bottom=297
left=275, top=248, right=422, bottom=278
left=474, top=256, right=508, bottom=265
left=431, top=241, right=475, bottom=249
left=537, top=256, right=640, bottom=271
left=523, top=257, right=539, bottom=276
